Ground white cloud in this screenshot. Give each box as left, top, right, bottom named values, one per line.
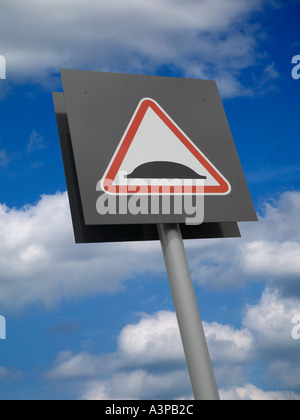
left=0, top=191, right=163, bottom=309
left=242, top=240, right=300, bottom=277
left=204, top=322, right=253, bottom=364
left=81, top=370, right=191, bottom=401
left=220, top=383, right=300, bottom=401
left=243, top=288, right=300, bottom=358
left=118, top=311, right=185, bottom=367
left=45, top=312, right=186, bottom=384
left=0, top=0, right=277, bottom=97
left=1, top=190, right=300, bottom=309
left=47, top=311, right=185, bottom=377
left=186, top=191, right=300, bottom=295
left=46, top=311, right=192, bottom=399
left=45, top=300, right=300, bottom=399
left=244, top=191, right=300, bottom=243
left=1, top=188, right=300, bottom=398
left=46, top=350, right=105, bottom=380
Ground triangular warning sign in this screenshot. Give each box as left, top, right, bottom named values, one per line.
left=101, top=98, right=231, bottom=195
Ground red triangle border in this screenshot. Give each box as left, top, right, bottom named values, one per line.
left=101, top=98, right=231, bottom=195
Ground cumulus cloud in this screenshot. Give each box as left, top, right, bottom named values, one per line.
left=45, top=299, right=300, bottom=400
left=211, top=288, right=300, bottom=393
left=46, top=311, right=192, bottom=400
left=1, top=190, right=300, bottom=309
left=205, top=322, right=252, bottom=364
left=46, top=350, right=105, bottom=381
left=186, top=191, right=300, bottom=295
left=220, top=384, right=300, bottom=401
left=0, top=191, right=163, bottom=309
left=117, top=311, right=185, bottom=368
left=243, top=288, right=300, bottom=358
left=0, top=0, right=278, bottom=97
left=81, top=370, right=191, bottom=401
left=47, top=311, right=185, bottom=380
left=1, top=188, right=300, bottom=398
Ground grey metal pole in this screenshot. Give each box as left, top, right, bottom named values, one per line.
left=157, top=223, right=220, bottom=401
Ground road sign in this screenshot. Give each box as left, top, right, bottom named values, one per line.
left=101, top=98, right=231, bottom=196
left=53, top=70, right=257, bottom=243
left=53, top=71, right=258, bottom=400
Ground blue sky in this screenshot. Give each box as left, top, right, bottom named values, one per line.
left=0, top=0, right=300, bottom=400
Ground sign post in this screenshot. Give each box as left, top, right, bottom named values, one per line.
left=53, top=69, right=257, bottom=400
left=157, top=223, right=219, bottom=400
